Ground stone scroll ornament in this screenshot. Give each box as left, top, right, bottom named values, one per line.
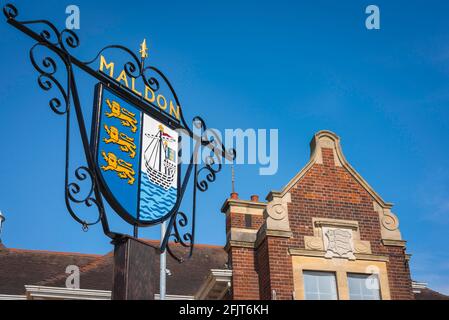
left=264, top=193, right=292, bottom=234
left=2, top=3, right=236, bottom=262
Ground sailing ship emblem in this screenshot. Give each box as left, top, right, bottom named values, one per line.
left=144, top=125, right=176, bottom=190
left=93, top=83, right=179, bottom=226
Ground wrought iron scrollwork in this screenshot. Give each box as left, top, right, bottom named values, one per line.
left=82, top=46, right=162, bottom=93
left=29, top=43, right=71, bottom=115
left=193, top=116, right=236, bottom=192
left=163, top=114, right=236, bottom=262
left=165, top=211, right=193, bottom=262
left=4, top=1, right=236, bottom=260
left=4, top=3, right=108, bottom=233
left=3, top=3, right=17, bottom=19
left=197, top=157, right=221, bottom=192
left=83, top=45, right=141, bottom=78
left=66, top=166, right=102, bottom=231
left=5, top=4, right=75, bottom=51
left=60, top=29, right=80, bottom=52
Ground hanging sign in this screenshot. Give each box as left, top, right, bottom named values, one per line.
left=92, top=84, right=180, bottom=225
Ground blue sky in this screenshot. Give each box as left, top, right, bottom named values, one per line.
left=1, top=0, right=449, bottom=294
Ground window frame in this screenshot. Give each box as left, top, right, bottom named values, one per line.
left=346, top=272, right=382, bottom=300
left=291, top=255, right=391, bottom=300
left=303, top=270, right=339, bottom=300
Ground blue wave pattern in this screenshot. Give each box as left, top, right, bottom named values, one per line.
left=139, top=171, right=177, bottom=222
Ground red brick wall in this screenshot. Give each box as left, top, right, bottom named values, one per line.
left=226, top=212, right=264, bottom=232
left=255, top=238, right=271, bottom=300
left=229, top=246, right=260, bottom=299
left=386, top=247, right=414, bottom=299
left=288, top=148, right=385, bottom=252
left=226, top=144, right=413, bottom=300
left=260, top=237, right=294, bottom=300
left=285, top=147, right=413, bottom=299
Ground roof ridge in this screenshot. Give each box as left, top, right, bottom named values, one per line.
left=36, top=252, right=113, bottom=287
left=139, top=239, right=225, bottom=249
left=34, top=242, right=225, bottom=287
left=4, top=241, right=224, bottom=267
left=6, top=248, right=103, bottom=257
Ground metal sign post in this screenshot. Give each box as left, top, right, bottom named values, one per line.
left=2, top=3, right=235, bottom=299
left=160, top=221, right=167, bottom=300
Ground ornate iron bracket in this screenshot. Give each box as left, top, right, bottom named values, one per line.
left=3, top=3, right=236, bottom=262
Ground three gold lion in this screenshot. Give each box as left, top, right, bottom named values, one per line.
left=101, top=151, right=135, bottom=185
left=104, top=99, right=137, bottom=133
left=101, top=99, right=139, bottom=185
left=103, top=125, right=137, bottom=158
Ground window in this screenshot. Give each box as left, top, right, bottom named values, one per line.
left=244, top=214, right=252, bottom=228
left=347, top=273, right=381, bottom=300
left=303, top=271, right=338, bottom=300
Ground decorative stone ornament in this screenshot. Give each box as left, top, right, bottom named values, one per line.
left=303, top=218, right=372, bottom=258
left=266, top=198, right=288, bottom=221
left=269, top=131, right=405, bottom=248
left=264, top=192, right=292, bottom=234
left=373, top=202, right=402, bottom=241
left=323, top=227, right=356, bottom=260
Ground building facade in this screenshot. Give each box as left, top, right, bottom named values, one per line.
left=222, top=130, right=413, bottom=300
left=1, top=130, right=447, bottom=300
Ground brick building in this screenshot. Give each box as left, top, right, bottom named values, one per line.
left=223, top=130, right=414, bottom=300
left=0, top=130, right=447, bottom=300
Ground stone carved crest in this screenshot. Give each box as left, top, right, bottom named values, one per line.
left=323, top=228, right=355, bottom=260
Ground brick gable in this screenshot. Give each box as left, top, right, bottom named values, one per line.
left=285, top=146, right=412, bottom=299
left=223, top=130, right=414, bottom=300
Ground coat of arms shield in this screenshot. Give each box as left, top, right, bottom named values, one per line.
left=91, top=83, right=180, bottom=225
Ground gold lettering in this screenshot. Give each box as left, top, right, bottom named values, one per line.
left=157, top=94, right=167, bottom=110
left=99, top=55, right=114, bottom=77
left=116, top=70, right=129, bottom=88
left=131, top=77, right=142, bottom=96
left=169, top=101, right=180, bottom=120
left=99, top=57, right=182, bottom=120
left=144, top=86, right=155, bottom=103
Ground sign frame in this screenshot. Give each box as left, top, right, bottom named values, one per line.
left=2, top=1, right=236, bottom=261
left=91, top=83, right=182, bottom=226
